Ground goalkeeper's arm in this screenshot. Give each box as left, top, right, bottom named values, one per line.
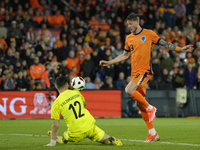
left=44, top=119, right=59, bottom=146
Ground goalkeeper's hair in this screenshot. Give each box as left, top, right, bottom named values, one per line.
left=55, top=76, right=69, bottom=88
left=126, top=13, right=139, bottom=21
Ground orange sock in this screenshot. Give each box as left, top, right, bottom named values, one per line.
left=130, top=91, right=149, bottom=108
left=139, top=106, right=154, bottom=130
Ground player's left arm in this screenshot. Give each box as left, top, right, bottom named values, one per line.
left=158, top=39, right=194, bottom=53
left=44, top=100, right=60, bottom=146
left=44, top=119, right=59, bottom=146
left=51, top=119, right=59, bottom=140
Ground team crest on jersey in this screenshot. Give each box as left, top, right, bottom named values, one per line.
left=141, top=36, right=146, bottom=44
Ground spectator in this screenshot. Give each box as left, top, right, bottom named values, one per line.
left=0, top=74, right=6, bottom=90
left=91, top=49, right=101, bottom=73
left=51, top=10, right=66, bottom=28
left=112, top=43, right=123, bottom=58
left=147, top=76, right=158, bottom=89
left=161, top=52, right=174, bottom=72
left=174, top=0, right=186, bottom=18
left=0, top=52, right=9, bottom=66
left=80, top=54, right=95, bottom=79
left=36, top=23, right=52, bottom=44
left=81, top=42, right=93, bottom=55
left=41, top=9, right=52, bottom=28
left=67, top=38, right=76, bottom=54
left=52, top=43, right=62, bottom=62
left=0, top=36, right=8, bottom=54
left=84, top=76, right=95, bottom=89
left=22, top=15, right=31, bottom=29
left=66, top=50, right=80, bottom=75
left=3, top=71, right=16, bottom=90
left=60, top=24, right=70, bottom=40
left=89, top=16, right=100, bottom=29
left=6, top=31, right=20, bottom=48
left=29, top=0, right=44, bottom=12
left=94, top=77, right=104, bottom=89
left=186, top=52, right=195, bottom=66
left=184, top=21, right=195, bottom=35
left=106, top=29, right=115, bottom=45
left=30, top=16, right=40, bottom=28
left=7, top=21, right=22, bottom=39
left=78, top=51, right=85, bottom=66
left=53, top=35, right=63, bottom=48
left=170, top=62, right=179, bottom=76
left=172, top=68, right=185, bottom=89
left=26, top=26, right=36, bottom=44
left=174, top=56, right=183, bottom=68
left=38, top=78, right=47, bottom=89
left=10, top=51, right=22, bottom=68
left=115, top=72, right=126, bottom=90
left=100, top=38, right=115, bottom=57
left=16, top=71, right=29, bottom=91
left=14, top=61, right=22, bottom=73
left=101, top=76, right=115, bottom=90
left=99, top=18, right=110, bottom=30
left=4, top=49, right=13, bottom=64
left=30, top=57, right=45, bottom=81
left=46, top=51, right=54, bottom=63
left=30, top=79, right=39, bottom=90
left=163, top=7, right=175, bottom=29
left=8, top=41, right=18, bottom=54
left=184, top=63, right=197, bottom=89
left=19, top=23, right=26, bottom=38
left=0, top=20, right=8, bottom=39
left=152, top=58, right=162, bottom=80
left=60, top=40, right=68, bottom=60
left=162, top=68, right=172, bottom=89
left=197, top=65, right=200, bottom=89
left=103, top=55, right=115, bottom=79
left=3, top=14, right=11, bottom=27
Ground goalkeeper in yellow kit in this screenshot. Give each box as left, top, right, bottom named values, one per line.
left=44, top=76, right=122, bottom=147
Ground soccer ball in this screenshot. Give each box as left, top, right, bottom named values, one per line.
left=71, top=76, right=86, bottom=90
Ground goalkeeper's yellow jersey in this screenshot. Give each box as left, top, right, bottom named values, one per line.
left=51, top=89, right=95, bottom=133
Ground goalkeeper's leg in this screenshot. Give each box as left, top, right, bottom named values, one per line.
left=100, top=132, right=122, bottom=146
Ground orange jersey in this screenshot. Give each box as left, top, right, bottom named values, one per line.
left=124, top=28, right=161, bottom=75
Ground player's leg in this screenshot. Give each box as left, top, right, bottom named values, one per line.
left=100, top=132, right=122, bottom=146
left=136, top=101, right=160, bottom=142
left=57, top=133, right=68, bottom=144
left=88, top=125, right=122, bottom=146
left=125, top=73, right=156, bottom=123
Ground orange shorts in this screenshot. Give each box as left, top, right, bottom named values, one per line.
left=131, top=71, right=151, bottom=96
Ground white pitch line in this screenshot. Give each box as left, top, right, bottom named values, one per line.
left=0, top=133, right=47, bottom=137
left=120, top=139, right=200, bottom=147
left=0, top=134, right=199, bottom=147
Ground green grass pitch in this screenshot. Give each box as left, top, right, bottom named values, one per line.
left=0, top=118, right=200, bottom=150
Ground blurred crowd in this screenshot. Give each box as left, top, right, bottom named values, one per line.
left=0, top=0, right=200, bottom=91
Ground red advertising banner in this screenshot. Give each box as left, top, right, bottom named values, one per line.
left=0, top=91, right=57, bottom=119
left=0, top=90, right=121, bottom=119
left=81, top=90, right=122, bottom=117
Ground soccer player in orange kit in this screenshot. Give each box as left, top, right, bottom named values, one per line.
left=99, top=13, right=193, bottom=142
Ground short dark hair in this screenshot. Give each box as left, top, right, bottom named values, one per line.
left=126, top=13, right=139, bottom=21
left=55, top=76, right=69, bottom=88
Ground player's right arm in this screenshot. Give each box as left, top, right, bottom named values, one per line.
left=158, top=39, right=193, bottom=53
left=99, top=50, right=130, bottom=67
left=100, top=35, right=130, bottom=67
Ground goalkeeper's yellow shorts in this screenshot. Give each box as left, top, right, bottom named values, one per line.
left=63, top=125, right=105, bottom=142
